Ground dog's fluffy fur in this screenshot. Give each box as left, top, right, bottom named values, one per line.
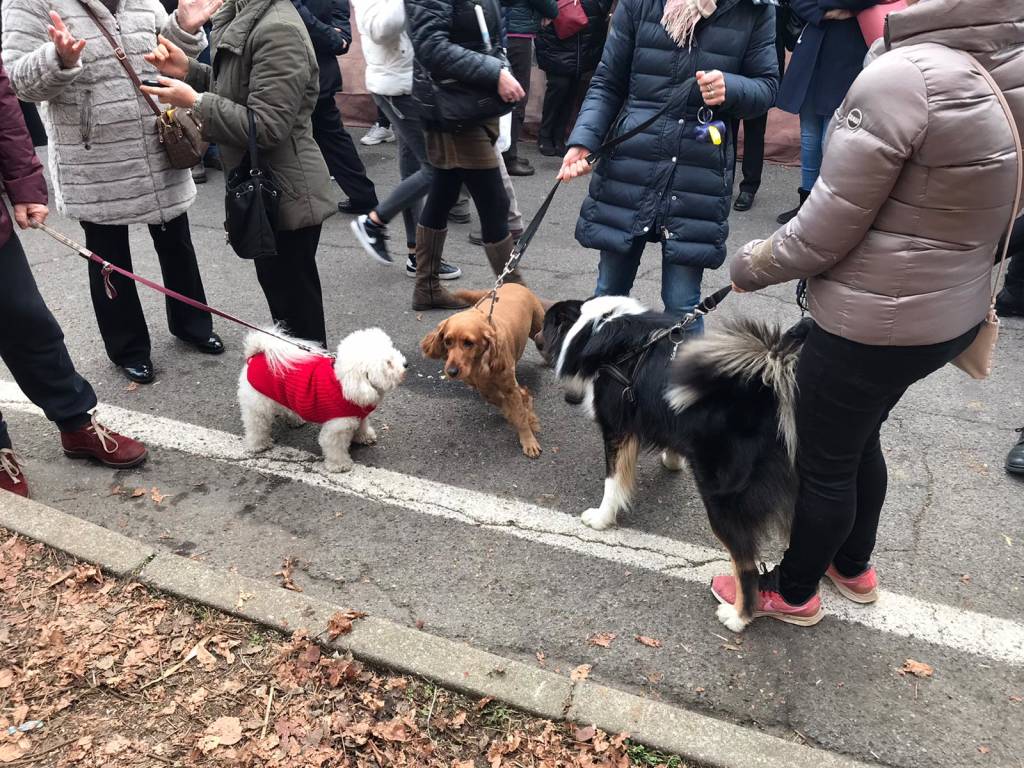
left=238, top=327, right=406, bottom=473
left=543, top=297, right=811, bottom=631
left=421, top=284, right=546, bottom=457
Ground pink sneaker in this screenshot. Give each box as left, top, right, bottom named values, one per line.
left=826, top=564, right=879, bottom=604
left=711, top=567, right=823, bottom=631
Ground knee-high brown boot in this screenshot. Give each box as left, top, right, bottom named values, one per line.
left=483, top=234, right=524, bottom=285
left=412, top=225, right=471, bottom=311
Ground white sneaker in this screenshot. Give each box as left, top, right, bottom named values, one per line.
left=360, top=123, right=396, bottom=146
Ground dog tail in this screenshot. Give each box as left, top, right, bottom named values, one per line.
left=242, top=326, right=324, bottom=374
left=451, top=289, right=492, bottom=305
left=665, top=318, right=802, bottom=461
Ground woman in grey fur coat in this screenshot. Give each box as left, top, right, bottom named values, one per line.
left=2, top=0, right=224, bottom=384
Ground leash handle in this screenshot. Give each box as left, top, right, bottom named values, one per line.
left=30, top=221, right=331, bottom=358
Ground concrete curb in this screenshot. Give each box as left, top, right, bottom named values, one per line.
left=0, top=494, right=873, bottom=768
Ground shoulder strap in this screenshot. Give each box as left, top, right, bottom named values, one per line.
left=962, top=52, right=1023, bottom=306
left=76, top=0, right=162, bottom=117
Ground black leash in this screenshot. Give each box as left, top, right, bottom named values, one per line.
left=478, top=77, right=701, bottom=320
left=599, top=284, right=733, bottom=404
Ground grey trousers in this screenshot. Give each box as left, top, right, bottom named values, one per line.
left=373, top=94, right=433, bottom=249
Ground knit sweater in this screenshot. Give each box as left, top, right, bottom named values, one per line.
left=1, top=0, right=206, bottom=225
left=246, top=353, right=376, bottom=423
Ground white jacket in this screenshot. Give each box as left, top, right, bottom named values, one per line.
left=353, top=0, right=412, bottom=97
left=2, top=0, right=205, bottom=225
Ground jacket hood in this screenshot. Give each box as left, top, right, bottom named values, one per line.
left=886, top=0, right=1024, bottom=55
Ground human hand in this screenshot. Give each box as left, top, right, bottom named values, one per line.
left=697, top=69, right=726, bottom=107
left=47, top=12, right=86, bottom=69
left=140, top=76, right=199, bottom=109
left=144, top=35, right=190, bottom=80
left=557, top=145, right=592, bottom=181
left=177, top=0, right=223, bottom=33
left=824, top=9, right=854, bottom=20
left=14, top=203, right=48, bottom=229
left=497, top=69, right=526, bottom=103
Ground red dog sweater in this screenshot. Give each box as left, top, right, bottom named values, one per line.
left=246, top=353, right=376, bottom=423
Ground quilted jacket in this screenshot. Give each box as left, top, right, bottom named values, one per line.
left=0, top=62, right=48, bottom=249
left=731, top=0, right=1024, bottom=346
left=567, top=0, right=779, bottom=269
left=2, top=0, right=205, bottom=225
left=502, top=0, right=558, bottom=36
left=535, top=0, right=612, bottom=77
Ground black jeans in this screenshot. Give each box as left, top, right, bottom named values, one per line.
left=778, top=321, right=980, bottom=605
left=539, top=72, right=586, bottom=146
left=312, top=85, right=378, bottom=208
left=420, top=166, right=509, bottom=244
left=81, top=213, right=212, bottom=367
left=0, top=233, right=96, bottom=449
left=253, top=225, right=327, bottom=349
left=737, top=34, right=787, bottom=195
left=504, top=36, right=534, bottom=161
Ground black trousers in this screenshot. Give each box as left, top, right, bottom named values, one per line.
left=420, top=167, right=509, bottom=244
left=253, top=225, right=327, bottom=349
left=539, top=72, right=586, bottom=146
left=778, top=321, right=980, bottom=605
left=80, top=213, right=212, bottom=367
left=1004, top=216, right=1024, bottom=287
left=737, top=28, right=788, bottom=194
left=312, top=90, right=378, bottom=208
left=504, top=36, right=534, bottom=160
left=0, top=233, right=96, bottom=449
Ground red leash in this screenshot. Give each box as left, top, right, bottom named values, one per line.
left=31, top=221, right=330, bottom=357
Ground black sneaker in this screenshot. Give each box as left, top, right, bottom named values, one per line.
left=1008, top=427, right=1024, bottom=476
left=351, top=215, right=392, bottom=264
left=406, top=254, right=462, bottom=280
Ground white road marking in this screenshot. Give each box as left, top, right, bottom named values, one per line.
left=2, top=381, right=1023, bottom=666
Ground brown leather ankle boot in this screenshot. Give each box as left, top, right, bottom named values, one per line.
left=483, top=234, right=524, bottom=284
left=412, top=226, right=471, bottom=311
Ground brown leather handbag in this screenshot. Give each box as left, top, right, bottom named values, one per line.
left=78, top=1, right=207, bottom=170
left=950, top=53, right=1022, bottom=380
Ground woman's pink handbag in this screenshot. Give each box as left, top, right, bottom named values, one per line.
left=858, top=0, right=906, bottom=46
left=553, top=0, right=589, bottom=40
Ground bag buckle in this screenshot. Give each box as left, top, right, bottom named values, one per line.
left=114, top=46, right=127, bottom=61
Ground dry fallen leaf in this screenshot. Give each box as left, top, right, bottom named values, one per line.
left=125, top=381, right=139, bottom=392
left=208, top=717, right=243, bottom=747
left=0, top=742, right=26, bottom=762
left=978, top=745, right=991, bottom=755
left=898, top=659, right=934, bottom=679
left=574, top=724, right=596, bottom=742
left=1009, top=695, right=1022, bottom=704
left=587, top=632, right=616, bottom=648
left=326, top=610, right=368, bottom=639
left=131, top=488, right=146, bottom=498
left=535, top=650, right=546, bottom=667
left=150, top=487, right=170, bottom=504
left=571, top=664, right=591, bottom=682
left=274, top=557, right=303, bottom=593
left=475, top=696, right=493, bottom=710
left=635, top=635, right=662, bottom=649
left=0, top=668, right=14, bottom=688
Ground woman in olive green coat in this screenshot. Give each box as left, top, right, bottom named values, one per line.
left=143, top=0, right=335, bottom=347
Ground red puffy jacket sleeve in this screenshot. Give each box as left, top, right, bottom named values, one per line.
left=0, top=61, right=47, bottom=244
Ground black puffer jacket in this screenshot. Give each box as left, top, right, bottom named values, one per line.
left=536, top=0, right=612, bottom=77
left=405, top=0, right=505, bottom=126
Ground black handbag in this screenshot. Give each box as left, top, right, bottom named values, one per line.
left=431, top=0, right=513, bottom=131
left=225, top=111, right=282, bottom=260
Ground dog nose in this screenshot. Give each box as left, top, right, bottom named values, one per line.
left=446, top=366, right=460, bottom=378
left=403, top=360, right=409, bottom=369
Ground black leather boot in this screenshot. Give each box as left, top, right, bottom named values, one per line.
left=776, top=187, right=811, bottom=225
left=1007, top=428, right=1024, bottom=476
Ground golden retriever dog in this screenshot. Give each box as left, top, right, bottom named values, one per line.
left=421, top=284, right=546, bottom=457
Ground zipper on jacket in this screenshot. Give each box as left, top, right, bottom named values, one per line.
left=81, top=90, right=93, bottom=149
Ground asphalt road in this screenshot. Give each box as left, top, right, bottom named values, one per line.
left=3, top=136, right=1023, bottom=768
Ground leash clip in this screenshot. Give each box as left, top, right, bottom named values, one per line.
left=100, top=262, right=118, bottom=300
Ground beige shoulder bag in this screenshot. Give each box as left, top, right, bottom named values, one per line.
left=950, top=53, right=1023, bottom=380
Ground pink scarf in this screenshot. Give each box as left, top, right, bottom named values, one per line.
left=661, top=0, right=717, bottom=48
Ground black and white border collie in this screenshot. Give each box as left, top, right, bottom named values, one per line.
left=538, top=296, right=811, bottom=631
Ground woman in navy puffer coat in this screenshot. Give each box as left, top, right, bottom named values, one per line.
left=558, top=0, right=778, bottom=323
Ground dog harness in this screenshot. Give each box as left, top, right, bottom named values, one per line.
left=246, top=353, right=376, bottom=424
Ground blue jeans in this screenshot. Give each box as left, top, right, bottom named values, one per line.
left=595, top=239, right=704, bottom=332
left=799, top=102, right=830, bottom=190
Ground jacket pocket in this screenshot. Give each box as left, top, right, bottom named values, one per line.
left=81, top=90, right=94, bottom=149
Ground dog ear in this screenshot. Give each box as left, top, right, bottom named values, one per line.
left=420, top=319, right=448, bottom=359
left=480, top=324, right=501, bottom=371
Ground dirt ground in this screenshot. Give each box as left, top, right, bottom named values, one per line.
left=0, top=530, right=690, bottom=768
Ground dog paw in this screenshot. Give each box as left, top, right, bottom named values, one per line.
left=581, top=507, right=616, bottom=530
left=324, top=459, right=354, bottom=474
left=244, top=438, right=273, bottom=454
left=354, top=426, right=377, bottom=445
left=521, top=438, right=542, bottom=459
left=661, top=450, right=686, bottom=471
left=716, top=602, right=750, bottom=633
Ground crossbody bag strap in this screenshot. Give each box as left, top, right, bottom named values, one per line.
left=76, top=0, right=162, bottom=117
left=962, top=52, right=1023, bottom=307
